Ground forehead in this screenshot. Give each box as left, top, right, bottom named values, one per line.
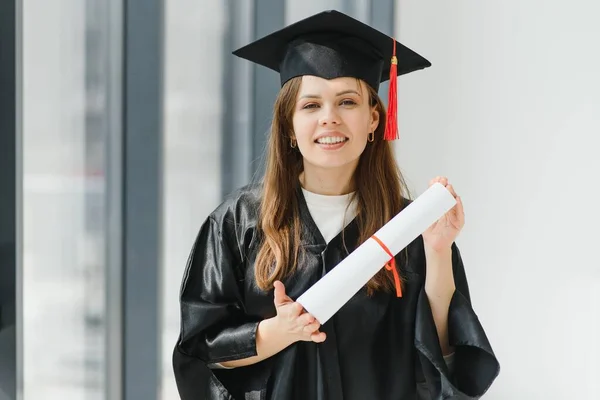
left=298, top=75, right=365, bottom=94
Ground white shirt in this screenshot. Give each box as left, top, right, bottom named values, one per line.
left=300, top=187, right=357, bottom=243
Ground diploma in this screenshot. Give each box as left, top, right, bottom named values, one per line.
left=296, top=182, right=457, bottom=324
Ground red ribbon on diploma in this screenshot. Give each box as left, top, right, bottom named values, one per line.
left=371, top=235, right=402, bottom=297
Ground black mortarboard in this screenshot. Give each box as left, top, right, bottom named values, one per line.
left=232, top=9, right=432, bottom=140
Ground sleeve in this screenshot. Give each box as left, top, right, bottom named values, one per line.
left=414, top=243, right=501, bottom=399
left=172, top=215, right=263, bottom=399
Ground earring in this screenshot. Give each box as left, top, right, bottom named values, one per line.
left=290, top=138, right=297, bottom=148
left=367, top=132, right=374, bottom=142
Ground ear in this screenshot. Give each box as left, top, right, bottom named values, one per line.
left=370, top=106, right=380, bottom=133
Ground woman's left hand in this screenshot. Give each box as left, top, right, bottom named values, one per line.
left=422, top=176, right=465, bottom=253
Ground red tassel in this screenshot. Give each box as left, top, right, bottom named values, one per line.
left=383, top=39, right=399, bottom=141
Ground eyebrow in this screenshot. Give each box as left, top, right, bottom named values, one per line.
left=299, top=89, right=361, bottom=100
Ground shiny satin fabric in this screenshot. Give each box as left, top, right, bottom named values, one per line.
left=173, top=183, right=500, bottom=399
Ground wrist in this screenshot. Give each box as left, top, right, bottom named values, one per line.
left=424, top=246, right=455, bottom=294
left=258, top=317, right=296, bottom=350
left=424, top=245, right=452, bottom=261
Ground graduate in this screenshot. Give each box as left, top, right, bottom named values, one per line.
left=173, top=10, right=500, bottom=400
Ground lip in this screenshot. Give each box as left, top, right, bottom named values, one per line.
left=315, top=141, right=347, bottom=151
left=313, top=131, right=349, bottom=143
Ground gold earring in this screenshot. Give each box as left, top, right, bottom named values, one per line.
left=367, top=132, right=374, bottom=142
left=290, top=138, right=297, bottom=148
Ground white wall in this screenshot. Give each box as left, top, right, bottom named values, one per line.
left=395, top=1, right=600, bottom=398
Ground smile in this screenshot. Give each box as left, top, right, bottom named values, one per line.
left=315, top=137, right=348, bottom=144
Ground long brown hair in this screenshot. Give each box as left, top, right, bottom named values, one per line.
left=254, top=77, right=411, bottom=295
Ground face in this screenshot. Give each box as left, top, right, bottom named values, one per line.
left=292, top=76, right=379, bottom=173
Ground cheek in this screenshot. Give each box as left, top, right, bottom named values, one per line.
left=344, top=112, right=371, bottom=139
left=292, top=114, right=316, bottom=141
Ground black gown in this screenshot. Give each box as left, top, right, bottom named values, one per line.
left=172, top=183, right=500, bottom=400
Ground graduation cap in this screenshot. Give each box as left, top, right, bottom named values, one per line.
left=232, top=9, right=431, bottom=141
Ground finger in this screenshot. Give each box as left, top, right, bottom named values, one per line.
left=446, top=184, right=458, bottom=198
left=289, top=302, right=304, bottom=318
left=297, top=312, right=316, bottom=326
left=273, top=281, right=284, bottom=305
left=456, top=196, right=465, bottom=225
left=281, top=302, right=303, bottom=321
left=311, top=331, right=327, bottom=343
left=430, top=176, right=446, bottom=187
left=448, top=196, right=465, bottom=228
left=273, top=281, right=291, bottom=307
left=303, top=320, right=321, bottom=334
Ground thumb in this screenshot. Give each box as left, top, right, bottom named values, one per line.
left=273, top=280, right=289, bottom=306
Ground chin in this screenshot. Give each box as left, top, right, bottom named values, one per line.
left=304, top=156, right=359, bottom=171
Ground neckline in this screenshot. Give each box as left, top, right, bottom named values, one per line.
left=296, top=184, right=358, bottom=248
left=300, top=187, right=356, bottom=208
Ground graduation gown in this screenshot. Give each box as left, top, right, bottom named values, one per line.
left=172, top=183, right=500, bottom=400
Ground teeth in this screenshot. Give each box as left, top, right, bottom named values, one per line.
left=316, top=137, right=347, bottom=144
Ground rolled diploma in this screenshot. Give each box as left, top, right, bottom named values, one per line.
left=296, top=182, right=457, bottom=324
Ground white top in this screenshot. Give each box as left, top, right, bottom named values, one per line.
left=300, top=187, right=357, bottom=243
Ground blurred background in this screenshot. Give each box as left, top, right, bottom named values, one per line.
left=1, top=0, right=599, bottom=399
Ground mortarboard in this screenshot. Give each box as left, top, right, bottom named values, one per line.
left=232, top=9, right=432, bottom=141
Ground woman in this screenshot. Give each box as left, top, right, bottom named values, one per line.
left=173, top=10, right=500, bottom=400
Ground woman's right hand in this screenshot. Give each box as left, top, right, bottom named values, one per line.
left=215, top=281, right=326, bottom=368
left=272, top=280, right=326, bottom=344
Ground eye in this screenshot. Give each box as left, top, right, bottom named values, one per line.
left=340, top=99, right=357, bottom=106
left=302, top=103, right=320, bottom=110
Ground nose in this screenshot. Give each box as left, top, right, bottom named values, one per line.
left=318, top=105, right=341, bottom=127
